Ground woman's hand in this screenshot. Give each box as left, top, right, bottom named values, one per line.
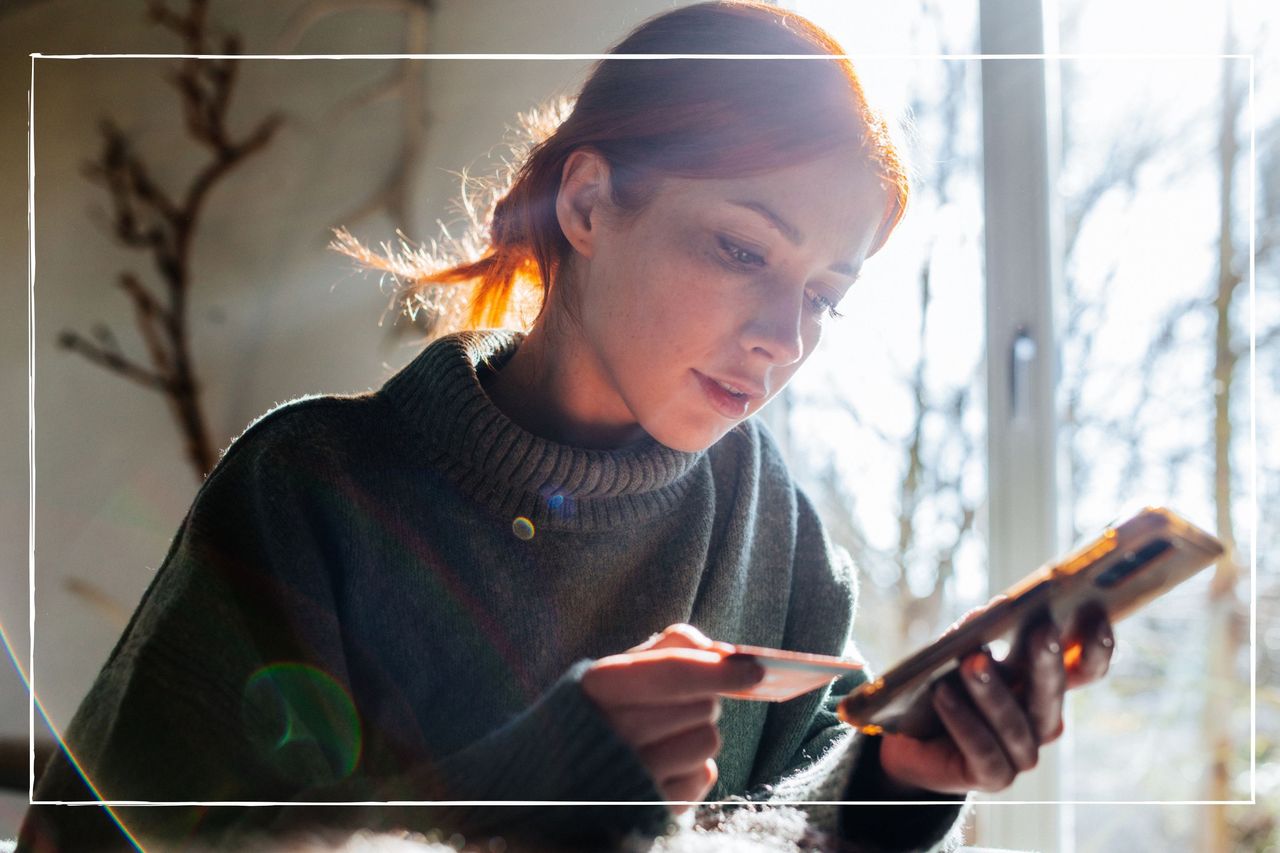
left=581, top=624, right=764, bottom=814
left=878, top=604, right=1115, bottom=795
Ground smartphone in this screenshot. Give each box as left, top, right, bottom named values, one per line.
left=836, top=506, right=1223, bottom=738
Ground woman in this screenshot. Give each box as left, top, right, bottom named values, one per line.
left=22, top=3, right=1113, bottom=851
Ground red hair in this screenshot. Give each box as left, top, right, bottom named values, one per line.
left=337, top=1, right=908, bottom=334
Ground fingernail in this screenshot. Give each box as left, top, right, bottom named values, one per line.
left=968, top=654, right=992, bottom=685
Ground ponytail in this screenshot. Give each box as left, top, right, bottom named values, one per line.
left=331, top=97, right=572, bottom=337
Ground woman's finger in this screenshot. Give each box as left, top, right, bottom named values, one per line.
left=584, top=648, right=764, bottom=706
left=956, top=651, right=1039, bottom=773
left=932, top=677, right=1016, bottom=792
left=639, top=721, right=722, bottom=784
left=629, top=623, right=733, bottom=654
left=610, top=696, right=720, bottom=749
left=1008, top=617, right=1067, bottom=744
left=1061, top=604, right=1115, bottom=689
left=659, top=758, right=718, bottom=815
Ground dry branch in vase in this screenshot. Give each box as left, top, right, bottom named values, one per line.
left=59, top=0, right=282, bottom=481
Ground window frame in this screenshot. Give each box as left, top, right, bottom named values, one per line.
left=977, top=0, right=1066, bottom=848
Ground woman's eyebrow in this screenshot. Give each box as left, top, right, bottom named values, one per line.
left=728, top=199, right=858, bottom=276
left=730, top=199, right=803, bottom=243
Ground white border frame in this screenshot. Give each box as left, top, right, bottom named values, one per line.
left=21, top=42, right=1256, bottom=845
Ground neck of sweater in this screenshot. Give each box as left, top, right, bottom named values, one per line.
left=380, top=329, right=707, bottom=532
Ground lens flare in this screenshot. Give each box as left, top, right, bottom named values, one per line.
left=4, top=621, right=148, bottom=851
left=512, top=517, right=535, bottom=540
left=242, top=663, right=362, bottom=785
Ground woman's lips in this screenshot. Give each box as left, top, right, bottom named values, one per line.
left=694, top=370, right=751, bottom=419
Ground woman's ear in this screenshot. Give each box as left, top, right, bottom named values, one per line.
left=555, top=148, right=611, bottom=259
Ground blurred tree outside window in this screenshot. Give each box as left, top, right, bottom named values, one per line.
left=785, top=0, right=1277, bottom=850
left=1054, top=1, right=1275, bottom=850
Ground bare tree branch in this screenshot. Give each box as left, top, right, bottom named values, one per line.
left=1114, top=295, right=1212, bottom=491
left=57, top=331, right=170, bottom=391
left=62, top=577, right=131, bottom=631
left=62, top=0, right=281, bottom=480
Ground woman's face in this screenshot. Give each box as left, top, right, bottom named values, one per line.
left=561, top=150, right=891, bottom=453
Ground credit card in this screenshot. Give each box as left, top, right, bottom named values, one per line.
left=719, top=644, right=865, bottom=702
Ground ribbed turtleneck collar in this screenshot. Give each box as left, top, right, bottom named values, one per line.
left=379, top=329, right=707, bottom=532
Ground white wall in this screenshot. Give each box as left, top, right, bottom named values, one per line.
left=0, top=0, right=683, bottom=830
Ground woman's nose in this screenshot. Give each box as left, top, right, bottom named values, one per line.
left=741, top=285, right=805, bottom=367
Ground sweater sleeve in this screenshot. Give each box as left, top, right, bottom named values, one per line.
left=732, top=486, right=967, bottom=853
left=21, top=410, right=667, bottom=852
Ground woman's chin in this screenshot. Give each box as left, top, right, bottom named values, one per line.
left=646, top=418, right=740, bottom=454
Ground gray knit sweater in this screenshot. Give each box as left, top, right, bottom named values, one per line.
left=23, top=330, right=963, bottom=851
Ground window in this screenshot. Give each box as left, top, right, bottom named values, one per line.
left=786, top=0, right=1275, bottom=850
left=1054, top=0, right=1266, bottom=849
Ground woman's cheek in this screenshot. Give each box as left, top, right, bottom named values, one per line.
left=648, top=253, right=721, bottom=324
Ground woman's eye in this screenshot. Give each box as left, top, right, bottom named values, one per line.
left=718, top=237, right=766, bottom=268
left=806, top=290, right=845, bottom=321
